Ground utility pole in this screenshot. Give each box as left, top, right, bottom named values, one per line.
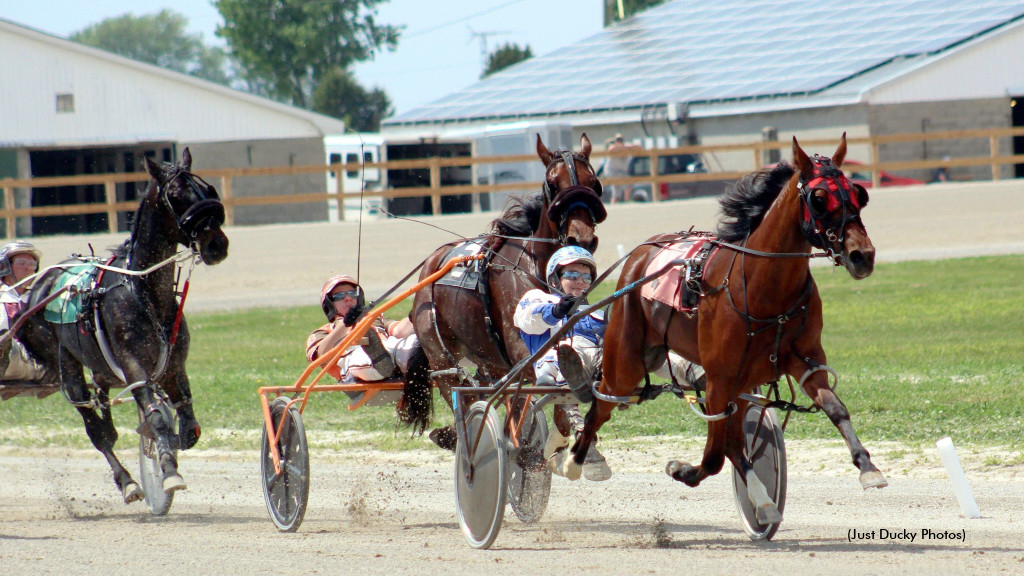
left=468, top=27, right=510, bottom=75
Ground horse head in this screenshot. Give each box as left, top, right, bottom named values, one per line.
left=792, top=133, right=874, bottom=279
left=536, top=133, right=605, bottom=252
left=143, top=148, right=229, bottom=265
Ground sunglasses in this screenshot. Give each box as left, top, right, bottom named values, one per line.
left=560, top=270, right=593, bottom=284
left=328, top=289, right=359, bottom=302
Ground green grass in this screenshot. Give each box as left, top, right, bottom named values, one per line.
left=2, top=254, right=1022, bottom=453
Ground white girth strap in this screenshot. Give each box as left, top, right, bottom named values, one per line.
left=93, top=306, right=169, bottom=385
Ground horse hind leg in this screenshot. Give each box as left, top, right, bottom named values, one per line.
left=666, top=382, right=730, bottom=488
left=722, top=406, right=782, bottom=524
left=82, top=408, right=145, bottom=503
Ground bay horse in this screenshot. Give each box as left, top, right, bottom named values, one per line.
left=410, top=134, right=605, bottom=447
left=567, top=134, right=886, bottom=522
left=19, top=148, right=229, bottom=503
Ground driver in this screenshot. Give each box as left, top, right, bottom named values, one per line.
left=0, top=241, right=51, bottom=380
left=306, top=274, right=419, bottom=384
left=514, top=245, right=612, bottom=481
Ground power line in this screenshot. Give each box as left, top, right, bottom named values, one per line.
left=404, top=0, right=528, bottom=39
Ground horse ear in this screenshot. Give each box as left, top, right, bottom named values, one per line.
left=792, top=136, right=814, bottom=180
left=831, top=132, right=847, bottom=168
left=181, top=147, right=192, bottom=171
left=579, top=133, right=592, bottom=160
left=143, top=156, right=162, bottom=180
left=536, top=133, right=555, bottom=166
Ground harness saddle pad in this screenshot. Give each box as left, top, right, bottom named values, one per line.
left=639, top=237, right=714, bottom=313
left=44, top=263, right=98, bottom=324
left=434, top=241, right=485, bottom=291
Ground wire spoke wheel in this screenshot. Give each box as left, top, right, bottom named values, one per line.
left=137, top=404, right=176, bottom=516
left=261, top=397, right=309, bottom=532
left=505, top=400, right=551, bottom=524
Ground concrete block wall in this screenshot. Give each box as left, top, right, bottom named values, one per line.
left=868, top=99, right=1014, bottom=181
left=185, top=137, right=327, bottom=225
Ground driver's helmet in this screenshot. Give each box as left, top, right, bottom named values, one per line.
left=545, top=246, right=596, bottom=292
left=0, top=240, right=41, bottom=279
left=319, top=274, right=364, bottom=321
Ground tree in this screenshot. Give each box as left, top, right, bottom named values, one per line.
left=70, top=10, right=230, bottom=85
left=482, top=42, right=533, bottom=79
left=604, top=0, right=667, bottom=26
left=215, top=0, right=399, bottom=109
left=312, top=68, right=393, bottom=132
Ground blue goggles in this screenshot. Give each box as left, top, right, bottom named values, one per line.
left=328, top=290, right=359, bottom=302
left=560, top=270, right=593, bottom=284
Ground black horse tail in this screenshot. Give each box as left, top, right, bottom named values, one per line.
left=396, top=347, right=433, bottom=435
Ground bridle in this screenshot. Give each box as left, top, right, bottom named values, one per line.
left=161, top=168, right=226, bottom=252
left=542, top=150, right=607, bottom=242
left=797, top=155, right=867, bottom=266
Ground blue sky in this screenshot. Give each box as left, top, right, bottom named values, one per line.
left=3, top=0, right=604, bottom=116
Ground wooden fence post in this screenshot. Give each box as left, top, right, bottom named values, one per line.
left=429, top=157, right=442, bottom=216
left=221, top=176, right=235, bottom=226
left=870, top=140, right=881, bottom=189
left=105, top=179, right=118, bottom=234
left=3, top=186, right=13, bottom=239
left=990, top=135, right=1001, bottom=181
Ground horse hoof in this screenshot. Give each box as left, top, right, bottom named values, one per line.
left=163, top=474, right=187, bottom=494
left=547, top=450, right=567, bottom=478
left=561, top=458, right=583, bottom=482
left=123, top=482, right=145, bottom=504
left=755, top=504, right=783, bottom=525
left=860, top=470, right=888, bottom=490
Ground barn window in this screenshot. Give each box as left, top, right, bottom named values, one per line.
left=56, top=93, right=75, bottom=113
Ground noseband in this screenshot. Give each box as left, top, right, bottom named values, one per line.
left=798, top=155, right=864, bottom=264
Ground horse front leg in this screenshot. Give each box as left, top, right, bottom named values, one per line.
left=64, top=365, right=143, bottom=503
left=167, top=371, right=201, bottom=450
left=666, top=377, right=730, bottom=488
left=132, top=382, right=187, bottom=494
left=798, top=363, right=887, bottom=489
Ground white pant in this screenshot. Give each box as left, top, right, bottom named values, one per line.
left=339, top=333, right=420, bottom=382
left=534, top=335, right=601, bottom=386
left=653, top=351, right=704, bottom=386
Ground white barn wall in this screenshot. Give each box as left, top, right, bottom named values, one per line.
left=1, top=25, right=339, bottom=146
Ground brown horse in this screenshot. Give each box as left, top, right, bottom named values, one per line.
left=411, top=134, right=605, bottom=447
left=567, top=134, right=886, bottom=522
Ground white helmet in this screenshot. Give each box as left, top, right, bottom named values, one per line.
left=546, top=245, right=596, bottom=291
left=0, top=240, right=41, bottom=278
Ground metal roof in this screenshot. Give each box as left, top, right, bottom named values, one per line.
left=386, top=0, right=1024, bottom=126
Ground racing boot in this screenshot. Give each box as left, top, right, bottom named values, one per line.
left=428, top=425, right=458, bottom=452
left=557, top=344, right=593, bottom=403
left=361, top=328, right=396, bottom=378
left=566, top=404, right=612, bottom=482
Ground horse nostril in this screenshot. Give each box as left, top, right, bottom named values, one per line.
left=848, top=250, right=863, bottom=265
left=566, top=237, right=579, bottom=247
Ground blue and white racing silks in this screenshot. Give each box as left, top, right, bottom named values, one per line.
left=513, top=288, right=606, bottom=379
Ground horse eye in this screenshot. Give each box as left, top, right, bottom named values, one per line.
left=811, top=189, right=828, bottom=213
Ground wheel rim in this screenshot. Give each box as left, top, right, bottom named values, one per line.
left=261, top=398, right=309, bottom=532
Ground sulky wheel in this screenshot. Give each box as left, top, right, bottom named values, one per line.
left=731, top=402, right=788, bottom=541
left=506, top=400, right=551, bottom=524
left=261, top=397, right=310, bottom=532
left=454, top=401, right=507, bottom=549
left=137, top=402, right=177, bottom=516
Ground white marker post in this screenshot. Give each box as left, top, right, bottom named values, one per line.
left=936, top=436, right=981, bottom=518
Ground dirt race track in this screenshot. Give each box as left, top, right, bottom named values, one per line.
left=2, top=181, right=1024, bottom=574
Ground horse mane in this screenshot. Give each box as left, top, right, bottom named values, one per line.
left=489, top=191, right=544, bottom=237
left=716, top=162, right=796, bottom=241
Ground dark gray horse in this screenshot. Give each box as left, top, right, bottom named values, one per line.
left=19, top=148, right=229, bottom=503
